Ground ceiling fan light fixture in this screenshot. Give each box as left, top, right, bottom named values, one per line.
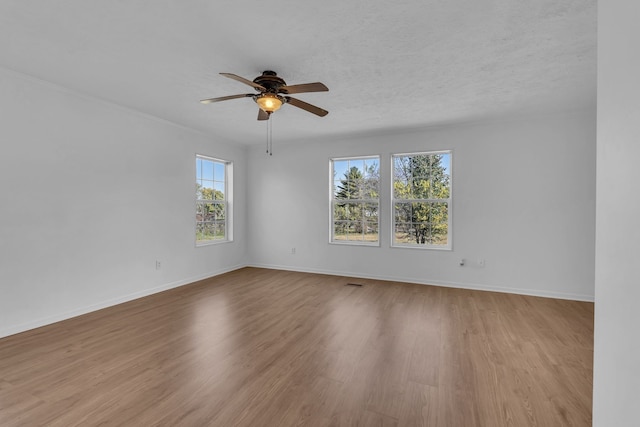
left=255, top=93, right=283, bottom=113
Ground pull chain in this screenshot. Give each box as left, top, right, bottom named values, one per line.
left=266, top=113, right=273, bottom=156
left=265, top=115, right=269, bottom=154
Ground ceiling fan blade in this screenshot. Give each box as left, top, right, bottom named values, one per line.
left=285, top=96, right=329, bottom=117
left=279, top=82, right=329, bottom=94
left=200, top=94, right=253, bottom=104
left=220, top=73, right=266, bottom=91
left=257, top=109, right=270, bottom=121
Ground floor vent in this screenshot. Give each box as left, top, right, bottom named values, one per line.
left=346, top=283, right=364, bottom=287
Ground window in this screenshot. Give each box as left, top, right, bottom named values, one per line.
left=330, top=156, right=380, bottom=245
left=196, top=155, right=232, bottom=245
left=392, top=151, right=451, bottom=249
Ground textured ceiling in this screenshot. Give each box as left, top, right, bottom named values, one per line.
left=0, top=0, right=596, bottom=145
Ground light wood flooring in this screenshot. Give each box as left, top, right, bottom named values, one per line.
left=0, top=267, right=593, bottom=426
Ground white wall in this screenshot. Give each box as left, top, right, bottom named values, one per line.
left=0, top=64, right=597, bottom=339
left=0, top=68, right=247, bottom=338
left=594, top=0, right=640, bottom=425
left=248, top=111, right=596, bottom=301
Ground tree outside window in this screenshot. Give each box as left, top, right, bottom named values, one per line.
left=392, top=151, right=451, bottom=248
left=331, top=156, right=380, bottom=244
left=196, top=155, right=230, bottom=245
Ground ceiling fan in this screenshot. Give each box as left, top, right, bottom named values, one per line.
left=200, top=70, right=329, bottom=120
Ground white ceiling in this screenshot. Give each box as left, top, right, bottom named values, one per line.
left=0, top=0, right=596, bottom=145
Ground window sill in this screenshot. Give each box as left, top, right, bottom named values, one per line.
left=391, top=243, right=452, bottom=251
left=196, top=239, right=231, bottom=247
left=329, top=240, right=380, bottom=247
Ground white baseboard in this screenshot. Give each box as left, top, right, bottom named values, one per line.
left=0, top=264, right=247, bottom=339
left=247, top=263, right=595, bottom=302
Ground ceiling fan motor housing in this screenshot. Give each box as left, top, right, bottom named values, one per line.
left=253, top=70, right=286, bottom=93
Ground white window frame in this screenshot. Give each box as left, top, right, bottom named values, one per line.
left=195, top=154, right=233, bottom=246
left=330, top=155, right=381, bottom=246
left=391, top=150, right=452, bottom=250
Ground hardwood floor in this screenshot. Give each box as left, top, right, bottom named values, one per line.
left=0, top=268, right=593, bottom=426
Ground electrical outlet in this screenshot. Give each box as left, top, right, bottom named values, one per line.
left=478, top=258, right=485, bottom=267
left=291, top=247, right=296, bottom=255
left=156, top=260, right=161, bottom=270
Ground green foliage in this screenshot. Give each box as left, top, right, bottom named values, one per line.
left=333, top=161, right=379, bottom=240
left=335, top=166, right=363, bottom=200
left=196, top=183, right=226, bottom=241
left=196, top=183, right=224, bottom=201
left=393, top=154, right=450, bottom=245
